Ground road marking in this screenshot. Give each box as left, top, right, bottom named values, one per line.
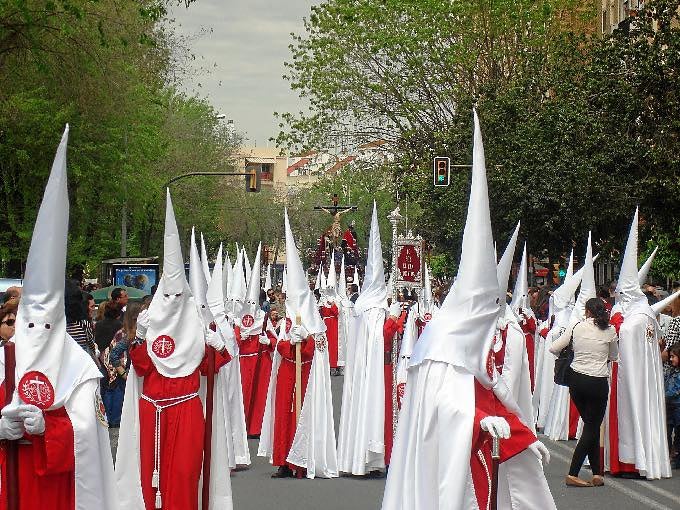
left=631, top=479, right=680, bottom=503
left=544, top=441, right=677, bottom=510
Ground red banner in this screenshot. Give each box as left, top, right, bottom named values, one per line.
left=397, top=245, right=421, bottom=282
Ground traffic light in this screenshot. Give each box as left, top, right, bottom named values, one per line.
left=433, top=157, right=450, bottom=187
left=558, top=268, right=567, bottom=279
left=245, top=167, right=261, bottom=192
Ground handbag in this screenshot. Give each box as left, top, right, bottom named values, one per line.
left=553, top=328, right=575, bottom=387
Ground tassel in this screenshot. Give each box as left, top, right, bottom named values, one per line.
left=152, top=470, right=159, bottom=488
left=155, top=490, right=162, bottom=509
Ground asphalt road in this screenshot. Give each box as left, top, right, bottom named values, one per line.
left=230, top=375, right=680, bottom=510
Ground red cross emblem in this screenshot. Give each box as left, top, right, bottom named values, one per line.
left=241, top=314, right=255, bottom=328
left=19, top=371, right=54, bottom=410
left=152, top=335, right=175, bottom=358
left=423, top=312, right=432, bottom=322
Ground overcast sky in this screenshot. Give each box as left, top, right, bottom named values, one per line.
left=170, top=1, right=316, bottom=147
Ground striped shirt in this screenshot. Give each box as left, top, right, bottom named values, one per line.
left=66, top=320, right=97, bottom=356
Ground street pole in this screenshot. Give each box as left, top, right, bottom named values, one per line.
left=387, top=207, right=403, bottom=301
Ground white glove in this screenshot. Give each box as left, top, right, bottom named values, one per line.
left=479, top=416, right=510, bottom=439
left=135, top=309, right=150, bottom=339
left=11, top=405, right=45, bottom=436
left=258, top=334, right=270, bottom=345
left=0, top=416, right=24, bottom=440
left=388, top=302, right=402, bottom=318
left=528, top=441, right=550, bottom=465
left=290, top=325, right=308, bottom=344
left=206, top=329, right=226, bottom=351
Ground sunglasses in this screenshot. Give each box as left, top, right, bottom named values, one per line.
left=1, top=319, right=15, bottom=327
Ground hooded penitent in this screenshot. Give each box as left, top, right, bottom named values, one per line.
left=510, top=243, right=530, bottom=313
left=637, top=246, right=658, bottom=286
left=496, top=222, right=520, bottom=308
left=259, top=210, right=336, bottom=478
left=382, top=111, right=555, bottom=510
left=144, top=190, right=205, bottom=378
left=12, top=125, right=118, bottom=510
left=605, top=208, right=670, bottom=479
left=409, top=111, right=501, bottom=388
left=189, top=227, right=213, bottom=328
left=354, top=202, right=387, bottom=315
left=239, top=243, right=264, bottom=336
left=206, top=243, right=251, bottom=467
left=200, top=233, right=211, bottom=284
left=16, top=125, right=101, bottom=406
left=242, top=247, right=252, bottom=285
left=227, top=249, right=247, bottom=318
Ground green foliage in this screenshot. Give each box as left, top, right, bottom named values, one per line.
left=278, top=0, right=680, bottom=280
left=0, top=0, right=240, bottom=278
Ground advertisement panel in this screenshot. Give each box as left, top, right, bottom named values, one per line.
left=112, top=264, right=159, bottom=294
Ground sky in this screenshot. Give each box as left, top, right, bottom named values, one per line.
left=170, top=0, right=317, bottom=147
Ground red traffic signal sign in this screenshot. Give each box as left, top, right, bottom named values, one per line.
left=433, top=157, right=450, bottom=187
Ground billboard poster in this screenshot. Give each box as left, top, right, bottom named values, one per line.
left=113, top=265, right=159, bottom=294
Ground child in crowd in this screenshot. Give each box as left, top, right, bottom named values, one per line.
left=665, top=344, right=680, bottom=469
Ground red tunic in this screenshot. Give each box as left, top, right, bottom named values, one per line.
left=320, top=303, right=340, bottom=368
left=382, top=311, right=408, bottom=466
left=470, top=381, right=537, bottom=510
left=0, top=382, right=75, bottom=510
left=130, top=344, right=230, bottom=510
left=272, top=337, right=315, bottom=468
left=235, top=326, right=275, bottom=436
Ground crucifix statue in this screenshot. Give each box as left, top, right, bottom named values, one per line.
left=314, top=193, right=357, bottom=241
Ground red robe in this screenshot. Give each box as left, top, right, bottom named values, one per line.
left=0, top=385, right=75, bottom=510
left=320, top=303, right=340, bottom=368
left=235, top=326, right=275, bottom=436
left=470, top=381, right=537, bottom=510
left=382, top=311, right=408, bottom=466
left=272, top=337, right=315, bottom=468
left=130, top=344, right=230, bottom=510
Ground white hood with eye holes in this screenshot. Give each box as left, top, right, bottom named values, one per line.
left=15, top=125, right=102, bottom=410
left=145, top=189, right=205, bottom=378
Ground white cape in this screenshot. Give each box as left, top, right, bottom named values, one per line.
left=337, top=306, right=386, bottom=474
left=382, top=360, right=556, bottom=510
left=286, top=334, right=339, bottom=478
left=609, top=313, right=671, bottom=479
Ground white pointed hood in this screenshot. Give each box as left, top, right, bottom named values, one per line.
left=323, top=252, right=339, bottom=302
left=315, top=266, right=323, bottom=291
left=243, top=248, right=252, bottom=284
left=511, top=243, right=530, bottom=312
left=496, top=222, right=520, bottom=307
left=243, top=243, right=263, bottom=317
left=189, top=227, right=212, bottom=326
left=264, top=263, right=272, bottom=291
left=569, top=233, right=595, bottom=324
left=354, top=202, right=387, bottom=314
left=224, top=251, right=232, bottom=300
left=551, top=269, right=583, bottom=311
left=145, top=189, right=205, bottom=377
left=410, top=111, right=501, bottom=388
left=207, top=244, right=237, bottom=355
left=284, top=210, right=326, bottom=334
left=652, top=289, right=680, bottom=316
left=231, top=249, right=247, bottom=303
left=615, top=208, right=648, bottom=315
left=353, top=266, right=359, bottom=286
left=15, top=125, right=100, bottom=410
left=282, top=267, right=288, bottom=293
left=200, top=233, right=211, bottom=283
left=339, top=255, right=347, bottom=298
left=638, top=246, right=658, bottom=285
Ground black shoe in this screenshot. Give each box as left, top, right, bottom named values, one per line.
left=366, top=470, right=385, bottom=479
left=271, top=466, right=294, bottom=478
left=247, top=434, right=260, bottom=439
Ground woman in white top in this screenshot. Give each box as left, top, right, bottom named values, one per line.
left=550, top=297, right=618, bottom=487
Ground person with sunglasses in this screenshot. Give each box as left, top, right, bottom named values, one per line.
left=0, top=300, right=17, bottom=344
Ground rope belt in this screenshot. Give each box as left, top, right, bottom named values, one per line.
left=239, top=352, right=259, bottom=358
left=141, top=392, right=199, bottom=509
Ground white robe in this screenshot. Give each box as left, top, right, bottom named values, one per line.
left=382, top=360, right=556, bottom=510
left=609, top=312, right=671, bottom=479
left=337, top=306, right=386, bottom=474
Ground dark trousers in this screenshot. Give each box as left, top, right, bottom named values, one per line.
left=568, top=368, right=608, bottom=476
